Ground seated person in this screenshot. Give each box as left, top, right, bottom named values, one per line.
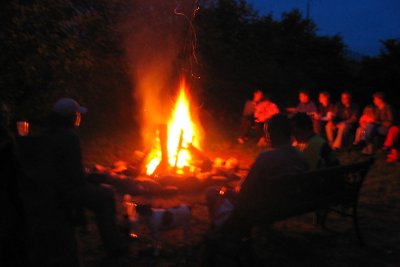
left=253, top=94, right=280, bottom=146
left=207, top=114, right=309, bottom=236
left=383, top=125, right=400, bottom=162
left=313, top=91, right=335, bottom=136
left=361, top=92, right=395, bottom=155
left=286, top=90, right=317, bottom=115
left=237, top=90, right=265, bottom=144
left=353, top=105, right=376, bottom=145
left=43, top=98, right=126, bottom=256
left=290, top=112, right=339, bottom=170
left=0, top=100, right=29, bottom=266
left=326, top=91, right=359, bottom=150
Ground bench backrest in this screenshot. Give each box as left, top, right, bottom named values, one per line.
left=246, top=157, right=375, bottom=224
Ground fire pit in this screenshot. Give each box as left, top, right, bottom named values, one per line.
left=88, top=77, right=245, bottom=197
left=145, top=78, right=205, bottom=176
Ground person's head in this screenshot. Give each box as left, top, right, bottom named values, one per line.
left=50, top=98, right=87, bottom=128
left=299, top=90, right=310, bottom=104
left=372, top=92, right=386, bottom=108
left=290, top=112, right=314, bottom=143
left=340, top=91, right=352, bottom=107
left=253, top=90, right=264, bottom=102
left=266, top=113, right=292, bottom=148
left=318, top=91, right=330, bottom=107
left=363, top=105, right=375, bottom=118
left=0, top=101, right=11, bottom=130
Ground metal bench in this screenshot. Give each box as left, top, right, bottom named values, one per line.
left=202, top=157, right=375, bottom=266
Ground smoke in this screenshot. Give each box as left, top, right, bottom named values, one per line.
left=120, top=0, right=199, bottom=148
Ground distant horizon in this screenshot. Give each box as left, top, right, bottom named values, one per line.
left=247, top=0, right=400, bottom=56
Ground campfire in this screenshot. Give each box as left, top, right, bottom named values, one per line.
left=89, top=77, right=243, bottom=196
left=145, top=77, right=203, bottom=176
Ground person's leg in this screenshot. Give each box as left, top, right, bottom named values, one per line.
left=254, top=122, right=264, bottom=138
left=384, top=126, right=399, bottom=148
left=66, top=184, right=121, bottom=254
left=354, top=127, right=364, bottom=144
left=255, top=122, right=267, bottom=146
left=332, top=123, right=346, bottom=149
left=362, top=122, right=378, bottom=143
left=341, top=123, right=354, bottom=148
left=313, top=119, right=322, bottom=135
left=360, top=122, right=379, bottom=154
left=388, top=131, right=400, bottom=161
left=374, top=125, right=390, bottom=150
left=238, top=116, right=253, bottom=143
left=325, top=122, right=336, bottom=145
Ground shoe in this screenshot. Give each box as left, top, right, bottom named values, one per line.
left=362, top=143, right=374, bottom=155
left=237, top=137, right=245, bottom=144
left=386, top=149, right=398, bottom=163
left=352, top=140, right=366, bottom=151
left=257, top=137, right=267, bottom=146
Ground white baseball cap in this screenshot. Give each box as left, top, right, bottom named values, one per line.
left=52, top=98, right=87, bottom=116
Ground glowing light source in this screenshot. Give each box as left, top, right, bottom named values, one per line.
left=145, top=78, right=201, bottom=175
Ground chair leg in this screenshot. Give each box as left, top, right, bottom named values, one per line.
left=320, top=209, right=329, bottom=229
left=314, top=209, right=329, bottom=228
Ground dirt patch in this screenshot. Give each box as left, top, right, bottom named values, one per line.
left=79, top=132, right=400, bottom=266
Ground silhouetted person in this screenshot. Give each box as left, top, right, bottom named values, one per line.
left=326, top=91, right=359, bottom=150
left=237, top=90, right=265, bottom=144
left=313, top=91, right=335, bottom=136
left=43, top=98, right=125, bottom=257
left=286, top=90, right=317, bottom=115
left=0, top=101, right=28, bottom=267
left=353, top=105, right=376, bottom=145
left=361, top=92, right=395, bottom=155
left=382, top=125, right=400, bottom=162
left=213, top=114, right=309, bottom=238
left=253, top=94, right=280, bottom=147
left=291, top=112, right=339, bottom=170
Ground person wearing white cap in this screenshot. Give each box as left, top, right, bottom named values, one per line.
left=44, top=98, right=126, bottom=257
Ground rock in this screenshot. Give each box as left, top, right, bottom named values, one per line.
left=134, top=177, right=163, bottom=195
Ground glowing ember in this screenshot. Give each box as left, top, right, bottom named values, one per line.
left=145, top=78, right=201, bottom=175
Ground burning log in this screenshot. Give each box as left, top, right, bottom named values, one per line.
left=154, top=124, right=169, bottom=174
left=187, top=144, right=212, bottom=172
left=174, top=129, right=184, bottom=168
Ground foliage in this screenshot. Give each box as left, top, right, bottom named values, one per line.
left=1, top=0, right=399, bottom=130
left=1, top=0, right=133, bottom=129
left=356, top=39, right=400, bottom=108
left=195, top=1, right=348, bottom=117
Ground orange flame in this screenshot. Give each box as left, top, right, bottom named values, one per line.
left=145, top=78, right=201, bottom=175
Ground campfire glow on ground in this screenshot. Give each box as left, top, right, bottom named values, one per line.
left=146, top=78, right=201, bottom=175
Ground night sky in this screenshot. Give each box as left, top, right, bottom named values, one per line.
left=247, top=0, right=400, bottom=56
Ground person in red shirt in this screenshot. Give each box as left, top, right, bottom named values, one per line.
left=253, top=95, right=280, bottom=146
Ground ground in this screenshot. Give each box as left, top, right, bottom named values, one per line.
left=78, top=119, right=400, bottom=267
